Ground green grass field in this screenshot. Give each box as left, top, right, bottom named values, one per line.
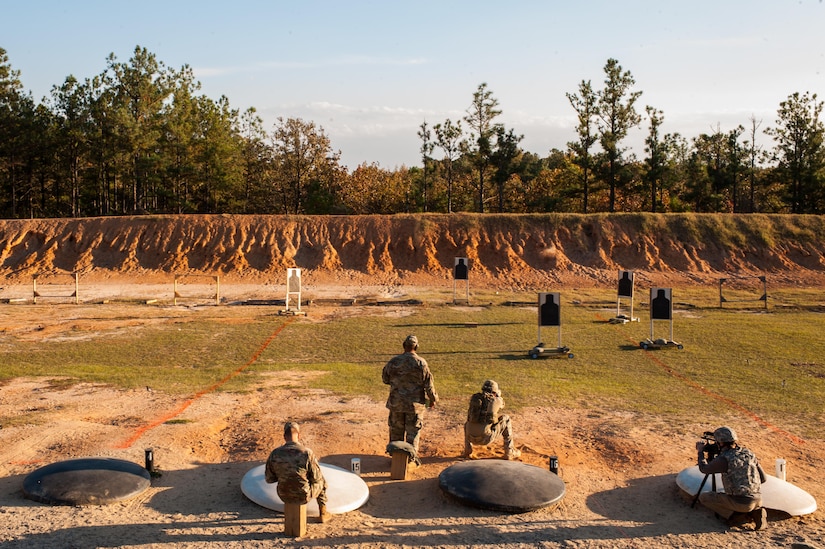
left=2, top=286, right=824, bottom=438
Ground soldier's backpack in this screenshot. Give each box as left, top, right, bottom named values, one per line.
left=469, top=391, right=498, bottom=425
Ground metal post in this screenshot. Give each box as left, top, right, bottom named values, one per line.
left=762, top=276, right=768, bottom=310
left=719, top=278, right=724, bottom=308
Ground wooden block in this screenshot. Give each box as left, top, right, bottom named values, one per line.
left=390, top=450, right=409, bottom=480
left=283, top=503, right=307, bottom=537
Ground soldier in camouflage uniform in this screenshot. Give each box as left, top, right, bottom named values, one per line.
left=265, top=422, right=330, bottom=523
left=382, top=335, right=438, bottom=454
left=463, top=379, right=521, bottom=460
left=696, top=426, right=767, bottom=530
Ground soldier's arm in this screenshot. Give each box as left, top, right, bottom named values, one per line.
left=698, top=454, right=727, bottom=475
left=381, top=361, right=392, bottom=385
left=422, top=363, right=438, bottom=404
left=306, top=449, right=324, bottom=484
left=427, top=382, right=438, bottom=407
left=264, top=457, right=278, bottom=484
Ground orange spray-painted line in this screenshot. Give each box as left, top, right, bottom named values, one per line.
left=599, top=314, right=805, bottom=445
left=114, top=317, right=295, bottom=449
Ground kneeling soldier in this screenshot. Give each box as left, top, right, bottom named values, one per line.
left=696, top=426, right=767, bottom=530
left=463, top=380, right=520, bottom=460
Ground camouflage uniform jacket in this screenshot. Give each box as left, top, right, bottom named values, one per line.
left=465, top=391, right=504, bottom=437
left=699, top=445, right=763, bottom=500
left=265, top=441, right=325, bottom=504
left=382, top=351, right=438, bottom=412
left=718, top=445, right=763, bottom=498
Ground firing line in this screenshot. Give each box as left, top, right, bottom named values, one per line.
left=600, top=314, right=805, bottom=445
left=115, top=317, right=295, bottom=449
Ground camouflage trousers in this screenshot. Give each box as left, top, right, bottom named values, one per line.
left=464, top=414, right=516, bottom=455
left=388, top=410, right=424, bottom=452
left=309, top=478, right=328, bottom=507
left=698, top=491, right=760, bottom=519
left=277, top=478, right=328, bottom=507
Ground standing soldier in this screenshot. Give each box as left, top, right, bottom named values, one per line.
left=382, top=335, right=439, bottom=454
left=265, top=422, right=330, bottom=523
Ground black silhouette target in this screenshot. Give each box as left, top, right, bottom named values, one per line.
left=539, top=292, right=560, bottom=327
left=618, top=270, right=634, bottom=298
left=650, top=288, right=672, bottom=320
left=453, top=258, right=469, bottom=281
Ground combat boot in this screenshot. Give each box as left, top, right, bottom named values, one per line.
left=726, top=511, right=750, bottom=528
left=318, top=503, right=331, bottom=523
left=504, top=437, right=521, bottom=460
left=750, top=507, right=767, bottom=530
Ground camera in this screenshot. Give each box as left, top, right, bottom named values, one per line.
left=699, top=431, right=720, bottom=460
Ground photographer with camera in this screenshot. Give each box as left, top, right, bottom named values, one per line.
left=695, top=426, right=767, bottom=530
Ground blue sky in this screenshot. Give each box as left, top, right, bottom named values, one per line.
left=4, top=1, right=825, bottom=169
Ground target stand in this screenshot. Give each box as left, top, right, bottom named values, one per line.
left=529, top=292, right=574, bottom=359
left=609, top=270, right=639, bottom=324
left=33, top=272, right=80, bottom=304
left=639, top=337, right=683, bottom=350
left=609, top=313, right=639, bottom=325
left=529, top=342, right=574, bottom=360
left=639, top=287, right=683, bottom=350
left=452, top=257, right=470, bottom=305
left=279, top=268, right=307, bottom=316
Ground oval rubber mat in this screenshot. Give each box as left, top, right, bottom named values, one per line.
left=439, top=459, right=565, bottom=512
left=23, top=457, right=151, bottom=506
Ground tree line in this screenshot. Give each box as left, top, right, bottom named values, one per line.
left=1, top=46, right=824, bottom=218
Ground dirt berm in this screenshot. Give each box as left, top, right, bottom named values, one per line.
left=2, top=212, right=825, bottom=288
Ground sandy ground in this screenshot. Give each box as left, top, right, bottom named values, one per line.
left=0, top=281, right=823, bottom=549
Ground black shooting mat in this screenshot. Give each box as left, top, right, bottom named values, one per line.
left=438, top=459, right=565, bottom=512
left=23, top=457, right=151, bottom=505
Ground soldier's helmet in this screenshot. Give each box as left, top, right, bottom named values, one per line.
left=403, top=335, right=418, bottom=350
left=481, top=379, right=499, bottom=395
left=713, top=426, right=737, bottom=444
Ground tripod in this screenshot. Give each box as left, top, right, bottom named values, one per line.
left=693, top=439, right=720, bottom=508
left=691, top=472, right=717, bottom=508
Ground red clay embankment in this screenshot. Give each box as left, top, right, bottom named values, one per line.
left=1, top=213, right=824, bottom=288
